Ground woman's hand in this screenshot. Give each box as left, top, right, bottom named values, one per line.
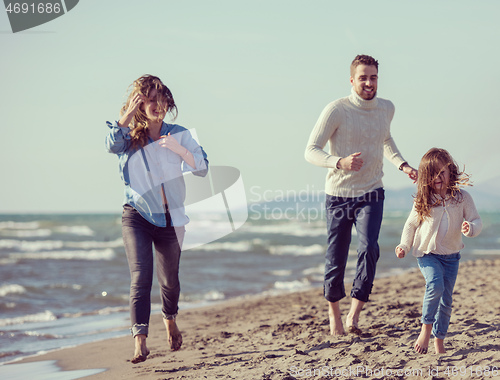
left=396, top=247, right=406, bottom=259
left=159, top=133, right=186, bottom=156
left=118, top=93, right=144, bottom=127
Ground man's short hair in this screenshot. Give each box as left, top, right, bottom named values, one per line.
left=350, top=55, right=379, bottom=77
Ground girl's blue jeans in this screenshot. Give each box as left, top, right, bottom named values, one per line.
left=324, top=188, right=384, bottom=303
left=122, top=204, right=184, bottom=337
left=417, top=252, right=460, bottom=339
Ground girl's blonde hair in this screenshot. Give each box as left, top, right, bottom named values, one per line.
left=414, top=147, right=470, bottom=221
left=121, top=75, right=177, bottom=149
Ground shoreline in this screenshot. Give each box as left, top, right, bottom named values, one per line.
left=2, top=258, right=500, bottom=379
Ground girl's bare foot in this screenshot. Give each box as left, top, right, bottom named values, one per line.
left=434, top=338, right=446, bottom=354
left=164, top=319, right=183, bottom=351
left=131, top=334, right=150, bottom=364
left=414, top=324, right=432, bottom=354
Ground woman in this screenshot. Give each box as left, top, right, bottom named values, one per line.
left=105, top=75, right=208, bottom=363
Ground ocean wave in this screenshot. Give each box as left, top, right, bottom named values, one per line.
left=302, top=265, right=323, bottom=276
left=194, top=241, right=252, bottom=252
left=179, top=289, right=226, bottom=303
left=54, top=225, right=95, bottom=236
left=61, top=305, right=130, bottom=319
left=273, top=279, right=311, bottom=291
left=0, top=221, right=40, bottom=230
left=0, top=239, right=64, bottom=252
left=268, top=269, right=292, bottom=276
left=1, top=229, right=52, bottom=238
left=0, top=238, right=123, bottom=253
left=0, top=284, right=26, bottom=297
left=269, top=244, right=324, bottom=256
left=244, top=224, right=326, bottom=237
left=10, top=249, right=115, bottom=261
left=0, top=310, right=57, bottom=327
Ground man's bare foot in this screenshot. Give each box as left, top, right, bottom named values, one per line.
left=328, top=301, right=345, bottom=335
left=414, top=324, right=432, bottom=354
left=131, top=334, right=150, bottom=364
left=164, top=319, right=182, bottom=351
left=434, top=338, right=446, bottom=354
left=346, top=298, right=365, bottom=335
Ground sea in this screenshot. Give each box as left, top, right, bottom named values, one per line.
left=0, top=200, right=498, bottom=366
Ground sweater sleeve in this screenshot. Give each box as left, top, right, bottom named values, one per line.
left=382, top=101, right=407, bottom=169
left=304, top=101, right=343, bottom=168
left=396, top=204, right=421, bottom=254
left=462, top=191, right=482, bottom=237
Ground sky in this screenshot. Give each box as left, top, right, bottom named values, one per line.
left=1, top=0, right=499, bottom=213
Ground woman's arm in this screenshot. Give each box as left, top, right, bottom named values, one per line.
left=105, top=94, right=144, bottom=154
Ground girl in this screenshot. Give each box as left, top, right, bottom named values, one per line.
left=396, top=148, right=481, bottom=354
left=105, top=75, right=208, bottom=363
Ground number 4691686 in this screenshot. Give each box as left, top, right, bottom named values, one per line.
left=5, top=3, right=62, bottom=14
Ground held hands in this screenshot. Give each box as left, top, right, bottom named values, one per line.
left=337, top=152, right=364, bottom=171
left=395, top=247, right=406, bottom=259
left=159, top=133, right=187, bottom=156
left=401, top=164, right=418, bottom=183
left=462, top=221, right=470, bottom=235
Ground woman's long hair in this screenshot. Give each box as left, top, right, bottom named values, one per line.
left=121, top=75, right=178, bottom=149
left=414, top=148, right=470, bottom=221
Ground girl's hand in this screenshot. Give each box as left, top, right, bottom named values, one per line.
left=462, top=221, right=470, bottom=235
left=159, top=133, right=187, bottom=156
left=396, top=247, right=406, bottom=259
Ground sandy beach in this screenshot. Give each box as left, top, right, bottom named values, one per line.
left=5, top=258, right=500, bottom=379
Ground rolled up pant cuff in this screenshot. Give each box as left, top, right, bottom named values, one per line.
left=162, top=312, right=178, bottom=320
left=350, top=280, right=373, bottom=303
left=131, top=323, right=148, bottom=337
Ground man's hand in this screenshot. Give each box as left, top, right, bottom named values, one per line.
left=401, top=163, right=418, bottom=183
left=337, top=152, right=364, bottom=171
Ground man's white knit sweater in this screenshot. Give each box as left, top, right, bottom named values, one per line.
left=305, top=88, right=406, bottom=197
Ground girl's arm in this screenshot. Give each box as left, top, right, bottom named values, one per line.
left=462, top=191, right=482, bottom=237
left=395, top=204, right=420, bottom=256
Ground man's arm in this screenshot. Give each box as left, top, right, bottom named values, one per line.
left=304, top=102, right=342, bottom=168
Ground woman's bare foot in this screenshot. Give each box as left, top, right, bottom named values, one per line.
left=414, top=324, right=432, bottom=354
left=131, top=334, right=150, bottom=364
left=328, top=301, right=345, bottom=336
left=434, top=338, right=446, bottom=354
left=164, top=319, right=183, bottom=351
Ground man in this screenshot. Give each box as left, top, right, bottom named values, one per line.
left=305, top=55, right=417, bottom=335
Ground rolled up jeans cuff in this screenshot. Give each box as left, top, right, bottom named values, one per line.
left=162, top=312, right=178, bottom=320
left=131, top=323, right=148, bottom=337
